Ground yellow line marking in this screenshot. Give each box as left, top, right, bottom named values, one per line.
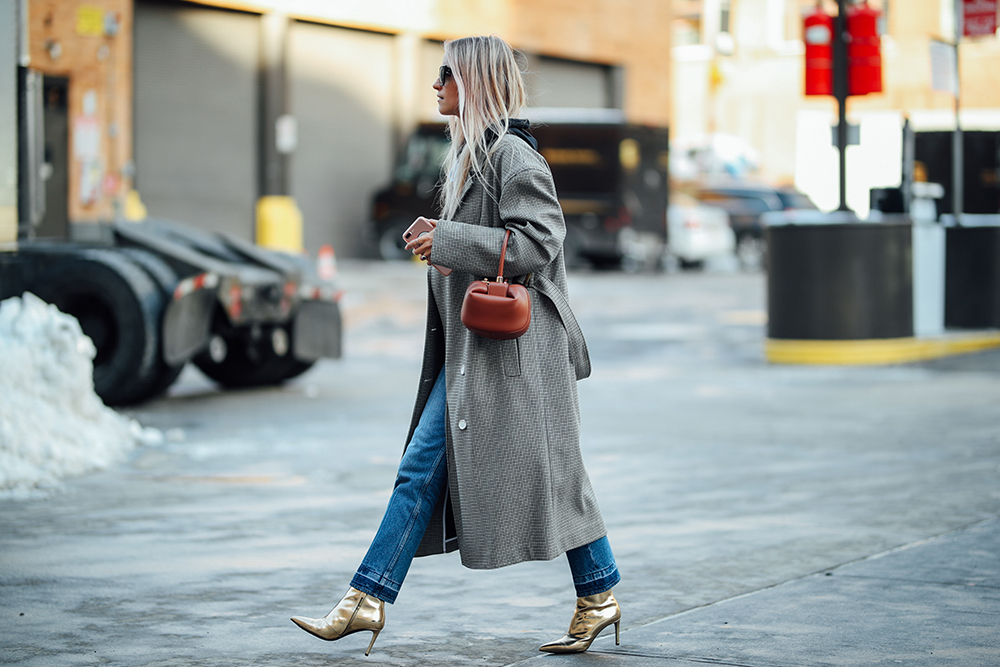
left=766, top=332, right=1000, bottom=365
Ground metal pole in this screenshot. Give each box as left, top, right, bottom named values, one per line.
left=952, top=0, right=963, bottom=225
left=255, top=11, right=303, bottom=252
left=259, top=11, right=290, bottom=197
left=833, top=0, right=850, bottom=211
left=1, top=0, right=22, bottom=245
left=902, top=117, right=914, bottom=214
left=15, top=0, right=43, bottom=240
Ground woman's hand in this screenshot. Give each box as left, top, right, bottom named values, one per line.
left=405, top=217, right=436, bottom=261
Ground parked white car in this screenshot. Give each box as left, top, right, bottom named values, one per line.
left=666, top=193, right=736, bottom=269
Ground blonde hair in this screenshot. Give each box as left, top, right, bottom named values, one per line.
left=439, top=36, right=527, bottom=219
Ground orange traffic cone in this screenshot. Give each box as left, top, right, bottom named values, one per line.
left=318, top=244, right=337, bottom=281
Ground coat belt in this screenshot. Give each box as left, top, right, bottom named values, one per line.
left=526, top=273, right=592, bottom=381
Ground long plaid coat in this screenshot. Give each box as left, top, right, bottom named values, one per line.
left=408, top=132, right=607, bottom=570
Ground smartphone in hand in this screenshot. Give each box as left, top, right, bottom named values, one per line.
left=403, top=218, right=452, bottom=276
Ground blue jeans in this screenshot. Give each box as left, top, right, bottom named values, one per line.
left=351, top=368, right=620, bottom=604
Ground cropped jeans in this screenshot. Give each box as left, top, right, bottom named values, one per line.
left=351, top=367, right=620, bottom=604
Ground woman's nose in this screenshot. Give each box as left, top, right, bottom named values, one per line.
left=432, top=80, right=442, bottom=91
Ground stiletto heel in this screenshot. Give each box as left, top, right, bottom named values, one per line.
left=291, top=587, right=385, bottom=656
left=364, top=629, right=380, bottom=656
left=539, top=590, right=621, bottom=653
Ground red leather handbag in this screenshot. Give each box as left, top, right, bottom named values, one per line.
left=460, top=230, right=532, bottom=339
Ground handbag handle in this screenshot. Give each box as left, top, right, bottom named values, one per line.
left=496, top=229, right=511, bottom=282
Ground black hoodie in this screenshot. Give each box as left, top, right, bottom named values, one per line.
left=485, top=118, right=538, bottom=152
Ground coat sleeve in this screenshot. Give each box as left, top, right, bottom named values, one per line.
left=431, top=150, right=566, bottom=278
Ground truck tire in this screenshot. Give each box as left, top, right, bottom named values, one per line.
left=119, top=247, right=178, bottom=293
left=118, top=248, right=187, bottom=401
left=736, top=232, right=767, bottom=272
left=255, top=355, right=315, bottom=384
left=271, top=356, right=315, bottom=382
left=32, top=250, right=164, bottom=406
left=193, top=328, right=312, bottom=388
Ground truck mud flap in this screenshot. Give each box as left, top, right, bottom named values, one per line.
left=163, top=289, right=215, bottom=366
left=293, top=300, right=342, bottom=361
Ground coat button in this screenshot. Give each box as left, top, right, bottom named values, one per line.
left=460, top=365, right=466, bottom=375
left=458, top=419, right=467, bottom=430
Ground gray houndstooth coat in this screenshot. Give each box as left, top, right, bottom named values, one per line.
left=407, top=131, right=607, bottom=570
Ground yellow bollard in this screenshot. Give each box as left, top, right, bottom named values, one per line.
left=256, top=196, right=303, bottom=253
left=124, top=190, right=148, bottom=221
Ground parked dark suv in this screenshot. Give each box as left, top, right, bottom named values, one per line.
left=370, top=120, right=671, bottom=270
left=685, top=181, right=817, bottom=270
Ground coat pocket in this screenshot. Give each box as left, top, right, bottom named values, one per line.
left=501, top=338, right=521, bottom=377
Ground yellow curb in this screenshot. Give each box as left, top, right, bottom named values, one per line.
left=766, top=332, right=1000, bottom=365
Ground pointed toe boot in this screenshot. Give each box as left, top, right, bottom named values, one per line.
left=291, top=587, right=385, bottom=656
left=539, top=590, right=620, bottom=654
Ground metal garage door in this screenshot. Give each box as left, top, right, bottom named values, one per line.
left=289, top=22, right=395, bottom=257
left=414, top=44, right=617, bottom=114
left=526, top=56, right=618, bottom=109
left=133, top=0, right=258, bottom=241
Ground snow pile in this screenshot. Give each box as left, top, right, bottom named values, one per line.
left=0, top=293, right=161, bottom=498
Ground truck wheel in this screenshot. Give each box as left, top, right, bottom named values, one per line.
left=119, top=248, right=187, bottom=401
left=736, top=233, right=767, bottom=272
left=193, top=328, right=311, bottom=388
left=378, top=219, right=413, bottom=261
left=32, top=250, right=163, bottom=406
left=119, top=247, right=178, bottom=294
left=254, top=355, right=315, bottom=384
left=140, top=364, right=186, bottom=400
left=679, top=258, right=705, bottom=271
left=272, top=357, right=315, bottom=382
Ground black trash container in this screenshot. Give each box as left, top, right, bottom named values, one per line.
left=945, top=226, right=1000, bottom=329
left=768, top=223, right=913, bottom=340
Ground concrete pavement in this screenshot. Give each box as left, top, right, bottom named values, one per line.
left=2, top=259, right=998, bottom=666
left=518, top=518, right=999, bottom=666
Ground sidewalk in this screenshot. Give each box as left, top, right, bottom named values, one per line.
left=518, top=518, right=999, bottom=666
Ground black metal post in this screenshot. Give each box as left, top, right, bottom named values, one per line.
left=833, top=0, right=850, bottom=211
left=16, top=66, right=44, bottom=240
left=952, top=0, right=963, bottom=224
left=259, top=12, right=290, bottom=197
left=902, top=117, right=914, bottom=214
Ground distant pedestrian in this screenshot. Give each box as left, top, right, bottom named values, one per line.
left=291, top=34, right=620, bottom=655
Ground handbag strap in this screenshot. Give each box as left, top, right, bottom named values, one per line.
left=496, top=229, right=511, bottom=281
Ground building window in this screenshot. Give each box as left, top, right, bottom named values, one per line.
left=671, top=0, right=702, bottom=46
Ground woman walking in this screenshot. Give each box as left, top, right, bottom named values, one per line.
left=291, top=34, right=621, bottom=655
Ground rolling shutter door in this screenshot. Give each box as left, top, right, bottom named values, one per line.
left=133, top=1, right=258, bottom=241
left=289, top=22, right=395, bottom=257
left=526, top=56, right=616, bottom=109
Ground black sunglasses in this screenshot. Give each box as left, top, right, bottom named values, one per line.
left=438, top=65, right=453, bottom=84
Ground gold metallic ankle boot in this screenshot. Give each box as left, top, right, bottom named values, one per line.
left=539, top=590, right=620, bottom=653
left=291, top=587, right=385, bottom=656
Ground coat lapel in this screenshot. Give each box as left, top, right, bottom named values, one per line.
left=457, top=174, right=475, bottom=206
